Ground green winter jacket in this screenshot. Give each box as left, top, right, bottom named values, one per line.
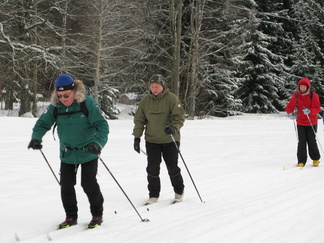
left=133, top=88, right=185, bottom=143
left=31, top=95, right=109, bottom=164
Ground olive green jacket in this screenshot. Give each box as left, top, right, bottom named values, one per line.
left=31, top=81, right=109, bottom=164
left=133, top=88, right=185, bottom=143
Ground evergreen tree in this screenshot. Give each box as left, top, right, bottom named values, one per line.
left=236, top=0, right=291, bottom=113
left=194, top=0, right=250, bottom=117
left=289, top=0, right=324, bottom=101
left=180, top=0, right=260, bottom=117
left=236, top=15, right=278, bottom=113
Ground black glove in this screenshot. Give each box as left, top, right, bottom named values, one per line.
left=165, top=126, right=175, bottom=135
left=28, top=139, right=42, bottom=150
left=87, top=142, right=101, bottom=155
left=134, top=138, right=140, bottom=153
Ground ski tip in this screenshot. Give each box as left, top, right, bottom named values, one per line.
left=171, top=200, right=181, bottom=204
left=46, top=233, right=53, bottom=241
left=14, top=232, right=20, bottom=242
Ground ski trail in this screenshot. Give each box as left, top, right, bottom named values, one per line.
left=190, top=190, right=322, bottom=242
left=179, top=166, right=324, bottom=243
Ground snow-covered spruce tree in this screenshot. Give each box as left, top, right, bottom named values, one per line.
left=236, top=21, right=278, bottom=113
left=253, top=0, right=299, bottom=110
left=98, top=83, right=119, bottom=120
left=289, top=0, right=324, bottom=101
left=235, top=0, right=290, bottom=113
left=192, top=0, right=257, bottom=117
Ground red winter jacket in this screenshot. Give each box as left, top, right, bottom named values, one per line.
left=285, top=78, right=320, bottom=126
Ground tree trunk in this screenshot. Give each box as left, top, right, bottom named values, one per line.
left=170, top=0, right=182, bottom=97
left=19, top=84, right=31, bottom=116
left=31, top=2, right=39, bottom=117
left=31, top=64, right=38, bottom=117
left=61, top=1, right=68, bottom=59
left=20, top=0, right=38, bottom=117
left=94, top=1, right=104, bottom=102
left=185, top=0, right=205, bottom=119
left=5, top=88, right=14, bottom=111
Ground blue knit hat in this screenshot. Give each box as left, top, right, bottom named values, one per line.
left=55, top=74, right=75, bottom=91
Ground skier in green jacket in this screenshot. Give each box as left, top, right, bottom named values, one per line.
left=132, top=74, right=185, bottom=205
left=28, top=74, right=109, bottom=229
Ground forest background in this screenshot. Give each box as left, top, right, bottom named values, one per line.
left=0, top=0, right=323, bottom=119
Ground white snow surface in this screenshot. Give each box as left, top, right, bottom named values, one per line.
left=1, top=109, right=324, bottom=243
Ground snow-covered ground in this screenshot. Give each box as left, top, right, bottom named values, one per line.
left=1, top=107, right=324, bottom=243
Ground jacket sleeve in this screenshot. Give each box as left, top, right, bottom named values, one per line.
left=310, top=93, right=321, bottom=114
left=285, top=94, right=297, bottom=114
left=86, top=96, right=109, bottom=149
left=169, top=95, right=185, bottom=132
left=31, top=105, right=56, bottom=141
left=132, top=101, right=146, bottom=138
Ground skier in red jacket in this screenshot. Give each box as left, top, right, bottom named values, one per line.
left=286, top=77, right=321, bottom=167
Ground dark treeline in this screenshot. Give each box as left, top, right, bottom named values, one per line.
left=0, top=0, right=323, bottom=118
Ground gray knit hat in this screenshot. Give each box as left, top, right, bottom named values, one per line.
left=148, top=74, right=165, bottom=88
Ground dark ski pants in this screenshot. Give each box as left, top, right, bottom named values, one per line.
left=145, top=141, right=184, bottom=198
left=297, top=125, right=320, bottom=164
left=60, top=158, right=104, bottom=219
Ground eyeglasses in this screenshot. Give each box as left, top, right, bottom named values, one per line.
left=57, top=90, right=73, bottom=99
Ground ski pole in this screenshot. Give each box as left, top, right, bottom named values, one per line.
left=99, top=157, right=150, bottom=222
left=140, top=148, right=147, bottom=156
left=40, top=149, right=61, bottom=186
left=170, top=134, right=205, bottom=203
left=305, top=114, right=324, bottom=155
left=293, top=119, right=298, bottom=141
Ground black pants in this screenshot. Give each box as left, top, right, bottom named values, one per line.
left=60, top=158, right=104, bottom=219
left=146, top=141, right=184, bottom=198
left=297, top=125, right=320, bottom=164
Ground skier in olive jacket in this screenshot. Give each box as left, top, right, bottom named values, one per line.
left=28, top=74, right=109, bottom=229
left=132, top=74, right=185, bottom=205
left=286, top=77, right=321, bottom=167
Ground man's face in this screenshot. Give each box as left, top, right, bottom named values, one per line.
left=150, top=82, right=163, bottom=96
left=57, top=90, right=75, bottom=106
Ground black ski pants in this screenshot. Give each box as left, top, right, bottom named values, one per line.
left=297, top=125, right=320, bottom=164
left=60, top=158, right=104, bottom=219
left=145, top=141, right=184, bottom=198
